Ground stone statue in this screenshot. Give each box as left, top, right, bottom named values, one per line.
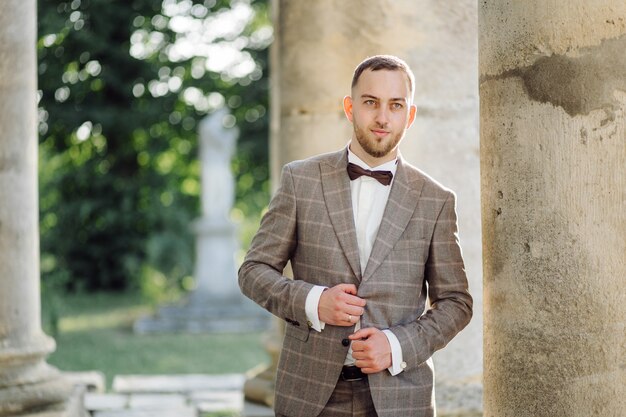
left=134, top=107, right=268, bottom=333
left=198, top=107, right=239, bottom=221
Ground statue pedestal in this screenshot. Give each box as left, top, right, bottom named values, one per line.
left=134, top=218, right=269, bottom=334
left=133, top=295, right=269, bottom=334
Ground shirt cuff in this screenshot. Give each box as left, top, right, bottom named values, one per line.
left=305, top=285, right=327, bottom=332
left=382, top=329, right=405, bottom=376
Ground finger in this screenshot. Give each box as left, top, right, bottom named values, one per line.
left=349, top=327, right=376, bottom=340
left=351, top=351, right=366, bottom=360
left=348, top=330, right=366, bottom=340
left=343, top=293, right=366, bottom=307
left=354, top=359, right=370, bottom=369
left=334, top=316, right=350, bottom=327
left=360, top=367, right=378, bottom=374
left=350, top=340, right=365, bottom=351
left=337, top=283, right=358, bottom=295
left=344, top=305, right=364, bottom=317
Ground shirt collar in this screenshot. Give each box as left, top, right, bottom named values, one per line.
left=347, top=146, right=398, bottom=176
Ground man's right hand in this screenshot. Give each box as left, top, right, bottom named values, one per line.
left=318, top=284, right=366, bottom=326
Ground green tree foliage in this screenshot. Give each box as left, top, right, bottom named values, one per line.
left=38, top=0, right=270, bottom=293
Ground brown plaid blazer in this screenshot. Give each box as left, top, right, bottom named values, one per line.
left=239, top=148, right=473, bottom=417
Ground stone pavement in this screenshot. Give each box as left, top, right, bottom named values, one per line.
left=80, top=373, right=273, bottom=417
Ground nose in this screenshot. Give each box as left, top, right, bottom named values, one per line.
left=375, top=106, right=389, bottom=126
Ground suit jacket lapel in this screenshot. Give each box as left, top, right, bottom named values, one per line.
left=362, top=156, right=424, bottom=282
left=320, top=149, right=362, bottom=280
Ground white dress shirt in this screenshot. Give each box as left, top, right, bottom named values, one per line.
left=304, top=146, right=405, bottom=376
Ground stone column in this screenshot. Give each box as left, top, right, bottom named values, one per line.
left=0, top=1, right=78, bottom=416
left=245, top=1, right=481, bottom=413
left=480, top=1, right=626, bottom=416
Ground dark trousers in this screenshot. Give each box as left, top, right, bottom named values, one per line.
left=317, top=376, right=378, bottom=417
left=276, top=376, right=378, bottom=417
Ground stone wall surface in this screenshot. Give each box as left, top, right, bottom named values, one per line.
left=480, top=1, right=626, bottom=416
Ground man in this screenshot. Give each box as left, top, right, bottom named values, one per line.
left=239, top=55, right=472, bottom=417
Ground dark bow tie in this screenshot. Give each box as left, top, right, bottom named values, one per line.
left=347, top=162, right=393, bottom=186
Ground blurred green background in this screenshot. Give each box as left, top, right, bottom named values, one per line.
left=42, top=291, right=267, bottom=388
left=37, top=0, right=272, bottom=384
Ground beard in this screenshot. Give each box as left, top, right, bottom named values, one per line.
left=353, top=122, right=404, bottom=159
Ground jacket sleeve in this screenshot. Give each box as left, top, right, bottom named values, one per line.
left=238, top=164, right=314, bottom=328
left=389, top=191, right=473, bottom=368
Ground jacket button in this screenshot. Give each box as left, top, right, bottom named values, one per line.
left=342, top=338, right=350, bottom=347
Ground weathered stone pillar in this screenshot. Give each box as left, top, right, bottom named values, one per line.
left=245, top=1, right=481, bottom=413
left=480, top=2, right=626, bottom=416
left=0, top=1, right=80, bottom=416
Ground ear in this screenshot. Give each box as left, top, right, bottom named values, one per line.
left=406, top=104, right=417, bottom=129
left=343, top=96, right=353, bottom=123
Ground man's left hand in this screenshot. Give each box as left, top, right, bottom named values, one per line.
left=349, top=327, right=391, bottom=374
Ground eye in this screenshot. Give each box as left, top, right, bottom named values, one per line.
left=364, top=99, right=376, bottom=106
left=391, top=102, right=404, bottom=110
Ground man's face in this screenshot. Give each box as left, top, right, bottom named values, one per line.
left=344, top=69, right=417, bottom=161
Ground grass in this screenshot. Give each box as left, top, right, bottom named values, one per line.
left=42, top=291, right=269, bottom=389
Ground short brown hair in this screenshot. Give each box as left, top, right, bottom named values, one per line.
left=351, top=55, right=415, bottom=100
